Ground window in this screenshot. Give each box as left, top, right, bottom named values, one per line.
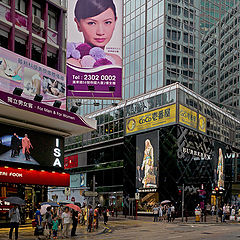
left=32, top=43, right=42, bottom=63
left=48, top=7, right=57, bottom=31
left=15, top=0, right=26, bottom=14
left=32, top=1, right=42, bottom=18
left=0, top=29, right=8, bottom=49
left=47, top=51, right=58, bottom=70
left=15, top=36, right=26, bottom=56
left=0, top=0, right=10, bottom=5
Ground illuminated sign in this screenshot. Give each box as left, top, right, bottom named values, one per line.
left=126, top=104, right=176, bottom=135
left=198, top=114, right=206, bottom=133
left=179, top=105, right=197, bottom=129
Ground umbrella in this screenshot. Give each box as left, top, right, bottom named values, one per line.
left=41, top=202, right=59, bottom=207
left=65, top=203, right=81, bottom=212
left=161, top=200, right=171, bottom=205
left=40, top=204, right=51, bottom=215
left=5, top=197, right=25, bottom=206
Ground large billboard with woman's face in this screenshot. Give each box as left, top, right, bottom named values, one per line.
left=136, top=131, right=159, bottom=192
left=67, top=0, right=122, bottom=99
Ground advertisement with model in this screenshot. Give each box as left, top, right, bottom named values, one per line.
left=66, top=0, right=122, bottom=99
left=0, top=47, right=66, bottom=109
left=136, top=131, right=159, bottom=192
left=0, top=123, right=64, bottom=168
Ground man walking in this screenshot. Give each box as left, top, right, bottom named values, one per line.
left=9, top=204, right=20, bottom=240
left=153, top=205, right=159, bottom=222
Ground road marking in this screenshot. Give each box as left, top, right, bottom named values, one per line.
left=167, top=236, right=183, bottom=239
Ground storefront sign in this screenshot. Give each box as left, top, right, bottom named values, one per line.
left=0, top=90, right=91, bottom=128
left=179, top=105, right=197, bottom=129
left=66, top=0, right=122, bottom=99
left=0, top=167, right=70, bottom=186
left=0, top=47, right=66, bottom=109
left=126, top=104, right=176, bottom=135
left=0, top=197, right=12, bottom=213
left=182, top=147, right=211, bottom=159
left=198, top=114, right=206, bottom=133
left=64, top=154, right=79, bottom=169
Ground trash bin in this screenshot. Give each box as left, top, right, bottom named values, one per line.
left=195, top=210, right=201, bottom=222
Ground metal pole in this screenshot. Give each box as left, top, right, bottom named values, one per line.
left=136, top=200, right=138, bottom=220
left=129, top=200, right=130, bottom=217
left=86, top=197, right=89, bottom=231
left=216, top=194, right=218, bottom=223
left=182, top=184, right=184, bottom=222
left=132, top=200, right=134, bottom=219
left=93, top=175, right=96, bottom=209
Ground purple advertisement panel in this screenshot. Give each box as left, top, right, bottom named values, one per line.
left=0, top=47, right=66, bottom=109
left=67, top=0, right=122, bottom=99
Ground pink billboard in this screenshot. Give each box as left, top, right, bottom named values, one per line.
left=0, top=47, right=66, bottom=109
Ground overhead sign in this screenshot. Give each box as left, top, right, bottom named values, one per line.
left=65, top=187, right=71, bottom=196
left=0, top=47, right=66, bottom=109
left=0, top=167, right=70, bottom=186
left=64, top=154, right=79, bottom=169
left=179, top=105, right=197, bottom=129
left=198, top=114, right=206, bottom=133
left=135, top=193, right=140, bottom=200
left=83, top=191, right=98, bottom=197
left=126, top=104, right=176, bottom=135
left=66, top=0, right=122, bottom=99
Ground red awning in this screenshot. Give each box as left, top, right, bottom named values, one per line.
left=0, top=167, right=69, bottom=187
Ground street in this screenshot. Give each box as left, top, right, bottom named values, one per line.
left=1, top=216, right=240, bottom=240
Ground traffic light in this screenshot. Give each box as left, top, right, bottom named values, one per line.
left=215, top=187, right=219, bottom=192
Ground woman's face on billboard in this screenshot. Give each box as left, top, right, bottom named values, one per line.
left=75, top=8, right=116, bottom=48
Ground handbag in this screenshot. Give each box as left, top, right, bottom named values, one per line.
left=32, top=219, right=37, bottom=227
left=34, top=225, right=44, bottom=236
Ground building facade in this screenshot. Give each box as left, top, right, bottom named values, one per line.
left=65, top=83, right=240, bottom=212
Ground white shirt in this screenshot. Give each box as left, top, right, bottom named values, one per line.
left=62, top=212, right=71, bottom=224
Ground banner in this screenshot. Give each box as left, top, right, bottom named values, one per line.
left=0, top=47, right=66, bottom=109
left=70, top=173, right=86, bottom=188
left=126, top=104, right=176, bottom=135
left=136, top=131, right=159, bottom=191
left=179, top=105, right=197, bottom=129
left=0, top=167, right=70, bottom=186
left=66, top=0, right=122, bottom=99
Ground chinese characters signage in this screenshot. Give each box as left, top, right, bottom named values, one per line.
left=0, top=47, right=66, bottom=109
left=179, top=105, right=197, bottom=129
left=64, top=154, right=79, bottom=169
left=66, top=0, right=122, bottom=99
left=198, top=114, right=206, bottom=133
left=126, top=104, right=176, bottom=135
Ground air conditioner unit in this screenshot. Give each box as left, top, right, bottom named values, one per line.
left=32, top=15, right=44, bottom=29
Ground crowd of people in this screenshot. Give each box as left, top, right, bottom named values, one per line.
left=152, top=204, right=175, bottom=222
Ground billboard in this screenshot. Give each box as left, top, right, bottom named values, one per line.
left=0, top=47, right=66, bottom=109
left=136, top=131, right=159, bottom=191
left=0, top=123, right=64, bottom=168
left=214, top=141, right=226, bottom=189
left=64, top=154, right=79, bottom=169
left=126, top=104, right=176, bottom=135
left=70, top=173, right=86, bottom=188
left=66, top=0, right=122, bottom=99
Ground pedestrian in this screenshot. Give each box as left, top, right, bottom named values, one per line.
left=57, top=206, right=63, bottom=238
left=34, top=205, right=43, bottom=240
left=167, top=205, right=172, bottom=222
left=158, top=205, right=163, bottom=221
left=223, top=204, right=227, bottom=222
left=153, top=204, right=159, bottom=222
left=9, top=204, right=20, bottom=240
left=52, top=216, right=59, bottom=239
left=71, top=209, right=78, bottom=237
left=94, top=207, right=99, bottom=229
left=45, top=206, right=53, bottom=239
left=62, top=207, right=71, bottom=238
left=87, top=205, right=94, bottom=232
left=211, top=205, right=215, bottom=216
left=102, top=207, right=108, bottom=225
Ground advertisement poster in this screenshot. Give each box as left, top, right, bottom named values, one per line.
left=67, top=0, right=122, bottom=99
left=126, top=104, right=176, bottom=135
left=70, top=173, right=86, bottom=188
left=0, top=123, right=64, bottom=168
left=214, top=141, right=226, bottom=189
left=0, top=47, right=66, bottom=109
left=136, top=131, right=159, bottom=191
